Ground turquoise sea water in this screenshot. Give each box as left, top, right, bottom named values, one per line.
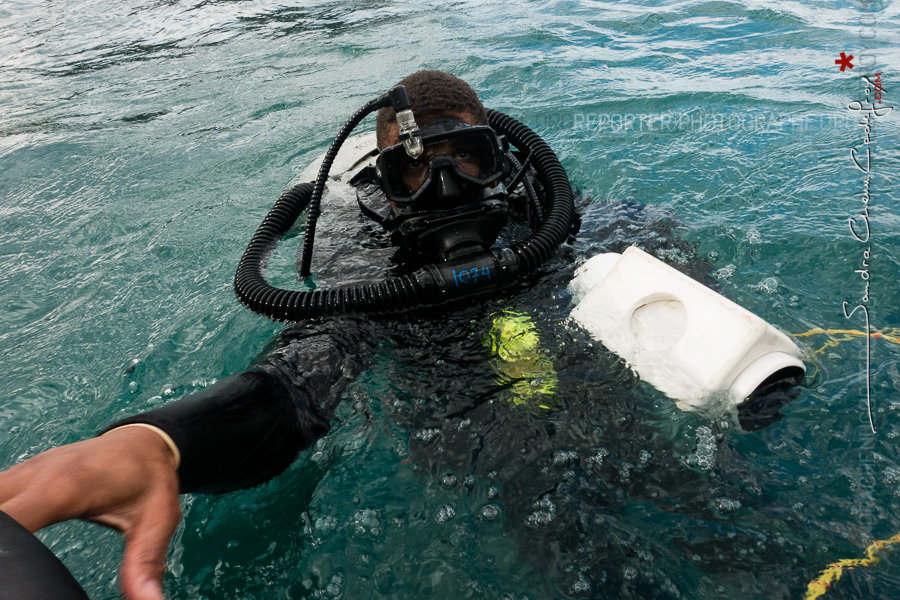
left=2, top=0, right=900, bottom=598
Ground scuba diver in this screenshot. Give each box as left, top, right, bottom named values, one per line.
left=0, top=70, right=801, bottom=600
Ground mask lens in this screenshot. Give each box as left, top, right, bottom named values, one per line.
left=449, top=142, right=482, bottom=177
left=377, top=126, right=507, bottom=204
left=397, top=154, right=429, bottom=192
left=398, top=137, right=488, bottom=193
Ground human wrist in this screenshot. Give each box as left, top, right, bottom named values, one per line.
left=102, top=425, right=180, bottom=471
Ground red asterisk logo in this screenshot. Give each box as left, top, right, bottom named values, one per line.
left=835, top=52, right=854, bottom=71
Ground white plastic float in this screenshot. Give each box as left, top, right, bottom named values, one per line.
left=569, top=246, right=805, bottom=413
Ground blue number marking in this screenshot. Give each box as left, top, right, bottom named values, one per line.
left=451, top=266, right=492, bottom=287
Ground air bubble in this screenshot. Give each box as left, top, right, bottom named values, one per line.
left=552, top=450, right=579, bottom=467
left=414, top=428, right=441, bottom=443
left=440, top=473, right=459, bottom=489
left=687, top=426, right=716, bottom=470
left=323, top=573, right=343, bottom=599
left=750, top=277, right=778, bottom=295
left=715, top=264, right=736, bottom=281
left=352, top=508, right=382, bottom=536
left=525, top=494, right=557, bottom=528
left=479, top=504, right=502, bottom=522
left=314, top=515, right=337, bottom=534
left=570, top=572, right=592, bottom=593
left=589, top=447, right=610, bottom=466
left=436, top=504, right=456, bottom=523
left=714, top=497, right=742, bottom=513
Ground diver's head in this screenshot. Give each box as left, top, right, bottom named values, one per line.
left=370, top=71, right=511, bottom=262
left=375, top=70, right=488, bottom=149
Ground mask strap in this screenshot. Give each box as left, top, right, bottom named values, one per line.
left=351, top=166, right=392, bottom=228
left=505, top=149, right=533, bottom=192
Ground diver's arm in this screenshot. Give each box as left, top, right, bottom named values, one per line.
left=100, top=319, right=374, bottom=494
left=0, top=322, right=374, bottom=599
left=100, top=368, right=327, bottom=494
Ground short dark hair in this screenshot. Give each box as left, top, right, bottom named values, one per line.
left=375, top=70, right=488, bottom=149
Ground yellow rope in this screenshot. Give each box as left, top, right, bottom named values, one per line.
left=793, top=327, right=900, bottom=355
left=782, top=328, right=900, bottom=597
left=803, top=532, right=900, bottom=599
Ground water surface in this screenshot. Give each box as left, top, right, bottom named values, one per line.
left=2, top=1, right=900, bottom=598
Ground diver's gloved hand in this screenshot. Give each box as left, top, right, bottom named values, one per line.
left=0, top=427, right=180, bottom=600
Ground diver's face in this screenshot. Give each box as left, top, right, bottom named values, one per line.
left=376, top=111, right=510, bottom=261
left=382, top=112, right=492, bottom=204
left=398, top=137, right=481, bottom=193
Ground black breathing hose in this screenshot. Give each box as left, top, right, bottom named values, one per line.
left=486, top=109, right=575, bottom=275
left=298, top=95, right=388, bottom=277
left=233, top=109, right=574, bottom=322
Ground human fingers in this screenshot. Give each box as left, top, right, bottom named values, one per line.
left=118, top=490, right=181, bottom=600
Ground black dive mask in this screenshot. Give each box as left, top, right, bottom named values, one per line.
left=358, top=119, right=512, bottom=261
left=376, top=119, right=510, bottom=207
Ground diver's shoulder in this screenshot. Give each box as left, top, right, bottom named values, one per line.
left=295, top=131, right=379, bottom=187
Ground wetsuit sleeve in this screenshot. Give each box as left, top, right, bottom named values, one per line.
left=100, top=320, right=373, bottom=494
left=0, top=510, right=90, bottom=599
left=100, top=368, right=325, bottom=494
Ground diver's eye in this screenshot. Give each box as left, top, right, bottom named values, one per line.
left=400, top=154, right=426, bottom=171
left=453, top=147, right=481, bottom=175
left=400, top=158, right=429, bottom=192
left=453, top=144, right=480, bottom=160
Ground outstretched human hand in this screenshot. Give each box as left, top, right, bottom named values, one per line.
left=0, top=427, right=181, bottom=600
